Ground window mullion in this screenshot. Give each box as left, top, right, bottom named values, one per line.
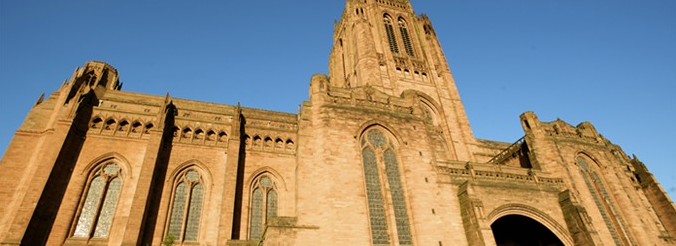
left=71, top=176, right=94, bottom=237
left=262, top=188, right=268, bottom=228
left=376, top=149, right=398, bottom=245
left=180, top=182, right=193, bottom=241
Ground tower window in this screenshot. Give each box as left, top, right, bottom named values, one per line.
left=72, top=163, right=123, bottom=239
left=249, top=175, right=279, bottom=240
left=384, top=15, right=399, bottom=54
left=166, top=169, right=205, bottom=242
left=399, top=18, right=414, bottom=57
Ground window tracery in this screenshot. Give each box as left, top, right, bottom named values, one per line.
left=166, top=168, right=205, bottom=242
left=72, top=162, right=123, bottom=239
left=249, top=175, right=279, bottom=240
left=577, top=156, right=633, bottom=246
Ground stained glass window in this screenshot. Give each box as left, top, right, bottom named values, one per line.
left=250, top=188, right=264, bottom=239
left=367, top=129, right=387, bottom=148
left=249, top=175, right=279, bottom=240
left=385, top=150, right=413, bottom=245
left=93, top=178, right=122, bottom=238
left=185, top=184, right=204, bottom=241
left=72, top=163, right=123, bottom=239
left=166, top=168, right=205, bottom=242
left=168, top=183, right=187, bottom=238
left=577, top=157, right=629, bottom=246
left=363, top=148, right=390, bottom=244
left=361, top=129, right=413, bottom=245
left=267, top=190, right=278, bottom=221
left=74, top=177, right=105, bottom=237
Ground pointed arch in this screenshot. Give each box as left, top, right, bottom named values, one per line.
left=81, top=152, right=132, bottom=178
left=217, top=131, right=228, bottom=142
left=358, top=125, right=413, bottom=245
left=575, top=151, right=604, bottom=169
left=131, top=121, right=143, bottom=133
left=70, top=156, right=126, bottom=239
left=247, top=170, right=284, bottom=240
left=383, top=14, right=400, bottom=54
left=402, top=90, right=443, bottom=126
left=575, top=153, right=634, bottom=246
left=253, top=135, right=262, bottom=148
left=205, top=129, right=217, bottom=142
left=274, top=138, right=284, bottom=150
left=246, top=167, right=288, bottom=191
left=487, top=203, right=574, bottom=246
left=167, top=160, right=213, bottom=187
left=194, top=129, right=205, bottom=140
left=398, top=17, right=414, bottom=57
left=285, top=138, right=295, bottom=151
left=90, top=117, right=103, bottom=129
left=164, top=162, right=210, bottom=243
left=103, top=118, right=117, bottom=131
left=400, top=90, right=442, bottom=112
left=117, top=119, right=130, bottom=130
left=355, top=121, right=404, bottom=148
left=264, top=136, right=274, bottom=149
left=144, top=121, right=156, bottom=131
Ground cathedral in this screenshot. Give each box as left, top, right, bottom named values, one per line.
left=0, top=0, right=674, bottom=245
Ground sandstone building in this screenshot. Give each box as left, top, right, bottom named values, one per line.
left=0, top=0, right=674, bottom=245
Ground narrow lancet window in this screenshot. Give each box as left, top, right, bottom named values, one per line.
left=73, top=163, right=123, bottom=239
left=399, top=18, right=414, bottom=57
left=384, top=15, right=400, bottom=54
left=249, top=175, right=279, bottom=240
left=385, top=149, right=413, bottom=245
left=166, top=169, right=205, bottom=242
left=362, top=147, right=390, bottom=244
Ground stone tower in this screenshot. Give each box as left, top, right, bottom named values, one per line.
left=328, top=0, right=477, bottom=162
left=0, top=0, right=674, bottom=246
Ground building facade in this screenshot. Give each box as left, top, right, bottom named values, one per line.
left=0, top=0, right=674, bottom=245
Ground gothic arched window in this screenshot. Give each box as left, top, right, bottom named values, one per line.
left=72, top=162, right=123, bottom=239
left=166, top=168, right=205, bottom=242
left=384, top=15, right=400, bottom=54
left=361, top=128, right=413, bottom=245
left=398, top=18, right=414, bottom=57
left=249, top=175, right=278, bottom=240
left=577, top=156, right=634, bottom=246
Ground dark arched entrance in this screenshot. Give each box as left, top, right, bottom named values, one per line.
left=491, top=215, right=565, bottom=246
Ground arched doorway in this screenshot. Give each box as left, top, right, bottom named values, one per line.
left=491, top=215, right=565, bottom=246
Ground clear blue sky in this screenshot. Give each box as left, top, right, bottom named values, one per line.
left=1, top=0, right=674, bottom=198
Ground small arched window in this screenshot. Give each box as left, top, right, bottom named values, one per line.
left=249, top=175, right=278, bottom=240
left=384, top=15, right=400, bottom=54
left=72, top=162, right=123, bottom=239
left=166, top=168, right=205, bottom=242
left=118, top=120, right=129, bottom=132
left=91, top=118, right=103, bottom=129
left=398, top=18, right=414, bottom=57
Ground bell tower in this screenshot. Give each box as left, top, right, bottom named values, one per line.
left=328, top=0, right=478, bottom=161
